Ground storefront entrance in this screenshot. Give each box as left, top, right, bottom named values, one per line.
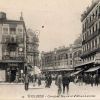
left=11, top=69, right=16, bottom=82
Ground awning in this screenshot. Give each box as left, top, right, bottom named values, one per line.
left=48, top=68, right=74, bottom=72
left=85, top=67, right=100, bottom=72
left=74, top=60, right=94, bottom=68
left=70, top=70, right=82, bottom=76
left=56, top=68, right=74, bottom=71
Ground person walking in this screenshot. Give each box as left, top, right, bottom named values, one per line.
left=37, top=74, right=41, bottom=86
left=24, top=74, right=29, bottom=91
left=48, top=74, right=52, bottom=88
left=95, top=74, right=99, bottom=86
left=62, top=73, right=70, bottom=95
left=55, top=72, right=62, bottom=96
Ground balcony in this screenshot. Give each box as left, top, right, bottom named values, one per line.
left=1, top=35, right=24, bottom=44
left=81, top=45, right=100, bottom=58
left=82, top=29, right=100, bottom=45
left=2, top=55, right=24, bottom=61
left=87, top=17, right=98, bottom=29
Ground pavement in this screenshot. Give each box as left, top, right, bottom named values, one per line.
left=0, top=81, right=100, bottom=100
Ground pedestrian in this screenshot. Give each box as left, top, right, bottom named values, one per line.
left=90, top=74, right=94, bottom=87
left=62, top=73, right=70, bottom=95
left=95, top=74, right=99, bottom=86
left=24, top=74, right=29, bottom=91
left=37, top=74, right=41, bottom=86
left=48, top=74, right=52, bottom=88
left=33, top=74, right=36, bottom=86
left=55, top=72, right=62, bottom=96
left=78, top=74, right=83, bottom=86
left=45, top=72, right=50, bottom=88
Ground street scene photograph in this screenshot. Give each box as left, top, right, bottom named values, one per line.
left=0, top=0, right=100, bottom=100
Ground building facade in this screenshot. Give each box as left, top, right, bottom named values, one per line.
left=72, top=45, right=82, bottom=68
left=81, top=0, right=100, bottom=72
left=0, top=12, right=26, bottom=82
left=41, top=44, right=82, bottom=72
left=26, top=29, right=39, bottom=67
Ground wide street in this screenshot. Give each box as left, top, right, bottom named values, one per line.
left=0, top=81, right=100, bottom=100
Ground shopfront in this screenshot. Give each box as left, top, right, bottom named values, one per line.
left=0, top=60, right=24, bottom=82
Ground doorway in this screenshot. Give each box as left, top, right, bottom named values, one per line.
left=11, top=70, right=16, bottom=82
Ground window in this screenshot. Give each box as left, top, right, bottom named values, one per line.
left=96, top=24, right=98, bottom=31
left=66, top=54, right=68, bottom=59
left=18, top=28, right=23, bottom=33
left=70, top=60, right=72, bottom=65
left=10, top=28, right=16, bottom=34
left=92, top=40, right=94, bottom=49
left=95, top=38, right=97, bottom=48
left=92, top=26, right=94, bottom=33
left=3, top=27, right=8, bottom=34
left=99, top=36, right=100, bottom=45
left=99, top=21, right=100, bottom=29
left=89, top=42, right=91, bottom=50
left=90, top=29, right=91, bottom=35
left=70, top=54, right=72, bottom=58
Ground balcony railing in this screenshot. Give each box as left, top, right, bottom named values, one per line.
left=82, top=29, right=100, bottom=44
left=81, top=45, right=100, bottom=58
left=87, top=17, right=98, bottom=29
left=2, top=55, right=24, bottom=61
left=1, top=35, right=24, bottom=44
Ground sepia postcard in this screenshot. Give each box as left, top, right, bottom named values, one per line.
left=0, top=0, right=100, bottom=100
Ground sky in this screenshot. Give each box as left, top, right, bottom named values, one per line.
left=0, top=0, right=92, bottom=52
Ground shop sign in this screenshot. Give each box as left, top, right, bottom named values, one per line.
left=8, top=63, right=18, bottom=67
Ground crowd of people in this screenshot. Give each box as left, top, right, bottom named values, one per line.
left=24, top=72, right=71, bottom=96
left=73, top=73, right=100, bottom=87
left=24, top=71, right=100, bottom=96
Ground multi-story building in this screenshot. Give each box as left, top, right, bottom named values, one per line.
left=41, top=46, right=75, bottom=73
left=81, top=0, right=100, bottom=72
left=26, top=29, right=39, bottom=67
left=41, top=51, right=55, bottom=72
left=0, top=12, right=26, bottom=82
left=72, top=44, right=82, bottom=68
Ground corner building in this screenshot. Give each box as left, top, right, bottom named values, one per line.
left=81, top=0, right=100, bottom=73
left=0, top=12, right=26, bottom=82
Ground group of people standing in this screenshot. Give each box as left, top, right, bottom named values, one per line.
left=55, top=72, right=70, bottom=96
left=45, top=73, right=52, bottom=88
left=82, top=73, right=99, bottom=86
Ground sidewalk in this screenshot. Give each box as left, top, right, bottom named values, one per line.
left=0, top=82, right=24, bottom=85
